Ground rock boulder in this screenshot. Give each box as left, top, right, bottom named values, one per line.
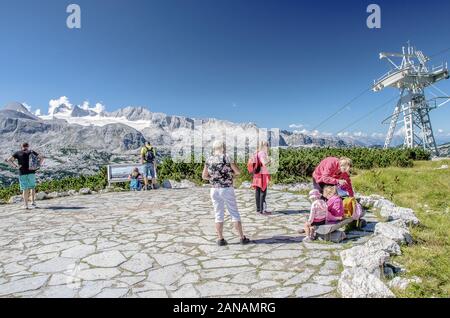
left=35, top=192, right=47, bottom=201
left=161, top=180, right=172, bottom=189
left=379, top=206, right=420, bottom=226
left=8, top=195, right=23, bottom=204
left=338, top=267, right=395, bottom=298
left=46, top=192, right=59, bottom=199
left=374, top=222, right=413, bottom=245
left=388, top=276, right=422, bottom=291
left=364, top=235, right=402, bottom=256
left=340, top=245, right=390, bottom=277
left=79, top=188, right=91, bottom=195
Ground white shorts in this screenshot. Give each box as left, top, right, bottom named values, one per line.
left=210, top=187, right=241, bottom=223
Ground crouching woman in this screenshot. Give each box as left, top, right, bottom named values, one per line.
left=312, top=156, right=354, bottom=197
left=202, top=140, right=250, bottom=246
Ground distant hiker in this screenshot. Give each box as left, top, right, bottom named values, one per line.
left=129, top=167, right=142, bottom=191
left=304, top=189, right=328, bottom=241
left=202, top=140, right=250, bottom=246
left=6, top=143, right=44, bottom=210
left=140, top=141, right=157, bottom=190
left=323, top=185, right=344, bottom=223
left=312, top=157, right=354, bottom=197
left=249, top=141, right=271, bottom=215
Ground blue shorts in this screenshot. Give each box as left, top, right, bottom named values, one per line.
left=143, top=163, right=156, bottom=178
left=19, top=174, right=36, bottom=191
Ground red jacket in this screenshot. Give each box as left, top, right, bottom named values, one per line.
left=312, top=157, right=354, bottom=197
left=251, top=151, right=270, bottom=191
left=339, top=172, right=354, bottom=197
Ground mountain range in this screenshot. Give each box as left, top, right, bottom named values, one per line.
left=1, top=101, right=363, bottom=152
left=0, top=100, right=447, bottom=185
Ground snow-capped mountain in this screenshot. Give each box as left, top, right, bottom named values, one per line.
left=2, top=98, right=448, bottom=186
left=35, top=98, right=364, bottom=148
left=0, top=98, right=399, bottom=185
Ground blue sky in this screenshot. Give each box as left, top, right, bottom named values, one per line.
left=0, top=0, right=449, bottom=139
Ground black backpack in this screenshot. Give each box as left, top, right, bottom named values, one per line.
left=28, top=150, right=41, bottom=171
left=144, top=146, right=155, bottom=162
left=247, top=153, right=261, bottom=174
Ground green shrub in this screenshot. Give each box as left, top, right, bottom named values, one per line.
left=0, top=147, right=430, bottom=201
left=154, top=147, right=430, bottom=185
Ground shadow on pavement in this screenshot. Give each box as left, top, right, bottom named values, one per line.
left=251, top=235, right=304, bottom=244
left=273, top=209, right=309, bottom=215
left=41, top=206, right=87, bottom=210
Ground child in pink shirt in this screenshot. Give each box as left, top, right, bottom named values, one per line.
left=304, top=189, right=328, bottom=240
left=323, top=185, right=344, bottom=223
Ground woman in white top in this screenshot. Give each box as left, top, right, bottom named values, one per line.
left=202, top=140, right=250, bottom=246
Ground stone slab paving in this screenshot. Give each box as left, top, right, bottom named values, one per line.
left=0, top=188, right=371, bottom=298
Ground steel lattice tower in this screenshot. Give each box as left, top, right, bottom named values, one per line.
left=373, top=44, right=449, bottom=155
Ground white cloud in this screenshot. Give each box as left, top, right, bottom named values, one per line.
left=352, top=131, right=367, bottom=137
left=81, top=101, right=90, bottom=110
left=294, top=128, right=334, bottom=137
left=35, top=109, right=41, bottom=116
left=46, top=97, right=106, bottom=116
left=93, top=102, right=105, bottom=113
left=49, top=96, right=72, bottom=115
left=371, top=132, right=385, bottom=138
left=80, top=101, right=105, bottom=114
left=336, top=131, right=386, bottom=140
left=437, top=129, right=444, bottom=134
left=289, top=123, right=304, bottom=129
left=337, top=131, right=368, bottom=137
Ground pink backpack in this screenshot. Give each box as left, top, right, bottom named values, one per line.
left=352, top=202, right=363, bottom=220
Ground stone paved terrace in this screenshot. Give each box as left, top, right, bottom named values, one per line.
left=0, top=188, right=373, bottom=298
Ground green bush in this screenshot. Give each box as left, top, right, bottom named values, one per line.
left=0, top=147, right=430, bottom=202
left=0, top=167, right=108, bottom=202
left=154, top=147, right=430, bottom=185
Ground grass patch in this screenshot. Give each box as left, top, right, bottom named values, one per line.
left=352, top=160, right=450, bottom=298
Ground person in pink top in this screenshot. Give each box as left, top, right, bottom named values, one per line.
left=323, top=185, right=344, bottom=223
left=304, top=189, right=328, bottom=241
left=251, top=141, right=271, bottom=215
left=312, top=156, right=354, bottom=197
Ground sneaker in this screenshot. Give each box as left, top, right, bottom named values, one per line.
left=303, top=236, right=312, bottom=242
left=30, top=202, right=37, bottom=209
left=23, top=205, right=30, bottom=210
left=262, top=210, right=272, bottom=215
left=240, top=236, right=250, bottom=245
left=217, top=239, right=228, bottom=246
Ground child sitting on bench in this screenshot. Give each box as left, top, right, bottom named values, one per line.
left=129, top=167, right=143, bottom=191
left=304, top=189, right=328, bottom=241
left=323, top=185, right=344, bottom=223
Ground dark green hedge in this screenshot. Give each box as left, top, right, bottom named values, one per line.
left=0, top=148, right=430, bottom=202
